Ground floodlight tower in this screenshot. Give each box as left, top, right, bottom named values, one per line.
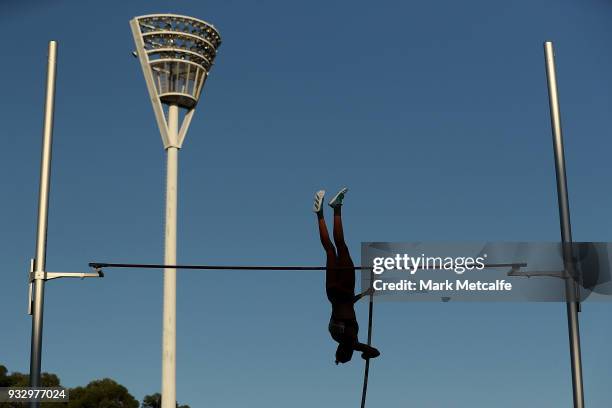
left=130, top=14, right=222, bottom=408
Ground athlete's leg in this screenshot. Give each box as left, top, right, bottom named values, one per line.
left=318, top=211, right=336, bottom=260
left=333, top=206, right=349, bottom=255
left=333, top=207, right=356, bottom=270
left=314, top=190, right=336, bottom=261
left=329, top=188, right=352, bottom=262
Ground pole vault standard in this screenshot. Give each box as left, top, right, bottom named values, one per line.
left=28, top=41, right=102, bottom=408
left=28, top=42, right=58, bottom=403
left=543, top=41, right=584, bottom=408
left=130, top=14, right=222, bottom=408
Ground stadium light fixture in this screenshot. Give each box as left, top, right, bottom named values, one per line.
left=130, top=14, right=222, bottom=408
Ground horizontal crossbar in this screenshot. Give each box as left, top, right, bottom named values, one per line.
left=88, top=262, right=526, bottom=271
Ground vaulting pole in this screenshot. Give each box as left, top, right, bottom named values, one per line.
left=360, top=270, right=375, bottom=408
left=543, top=41, right=585, bottom=408
left=29, top=40, right=57, bottom=408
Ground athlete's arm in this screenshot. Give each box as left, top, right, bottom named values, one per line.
left=353, top=287, right=374, bottom=303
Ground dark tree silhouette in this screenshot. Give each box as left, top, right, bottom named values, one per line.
left=67, top=378, right=138, bottom=408
left=0, top=365, right=62, bottom=408
left=141, top=393, right=190, bottom=408
left=1, top=365, right=191, bottom=408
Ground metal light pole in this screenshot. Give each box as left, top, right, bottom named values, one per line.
left=28, top=41, right=102, bottom=408
left=130, top=14, right=222, bottom=408
left=543, top=41, right=585, bottom=408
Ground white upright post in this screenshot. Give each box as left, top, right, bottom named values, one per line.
left=162, top=104, right=179, bottom=408
left=29, top=40, right=57, bottom=408
left=27, top=43, right=103, bottom=408
left=543, top=41, right=585, bottom=408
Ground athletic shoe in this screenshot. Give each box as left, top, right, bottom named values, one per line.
left=313, top=190, right=325, bottom=213
left=328, top=187, right=348, bottom=208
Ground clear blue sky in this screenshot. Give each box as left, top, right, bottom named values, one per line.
left=2, top=0, right=612, bottom=406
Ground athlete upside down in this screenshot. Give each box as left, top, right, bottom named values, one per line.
left=314, top=188, right=381, bottom=364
